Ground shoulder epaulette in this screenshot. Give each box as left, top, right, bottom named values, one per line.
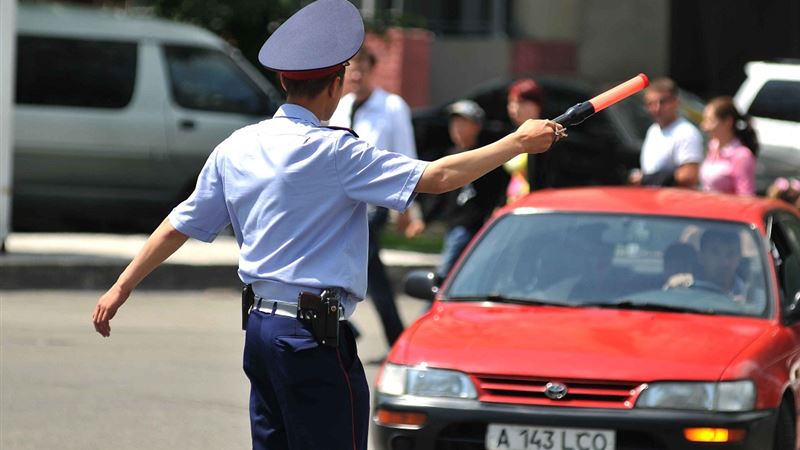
left=321, top=126, right=359, bottom=138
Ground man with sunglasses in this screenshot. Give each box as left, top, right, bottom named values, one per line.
left=631, top=77, right=703, bottom=188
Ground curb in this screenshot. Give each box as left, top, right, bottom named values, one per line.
left=0, top=233, right=439, bottom=290
left=0, top=259, right=435, bottom=291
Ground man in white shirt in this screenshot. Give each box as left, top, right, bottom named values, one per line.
left=329, top=48, right=422, bottom=349
left=631, top=77, right=703, bottom=188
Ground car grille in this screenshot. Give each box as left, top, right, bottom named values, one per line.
left=435, top=423, right=667, bottom=450
left=474, top=374, right=644, bottom=409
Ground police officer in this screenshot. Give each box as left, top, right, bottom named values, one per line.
left=329, top=47, right=420, bottom=350
left=91, top=1, right=563, bottom=449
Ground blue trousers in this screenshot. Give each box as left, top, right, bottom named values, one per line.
left=243, top=310, right=369, bottom=450
left=367, top=207, right=404, bottom=346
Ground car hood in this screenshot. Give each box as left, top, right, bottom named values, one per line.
left=390, top=302, right=772, bottom=382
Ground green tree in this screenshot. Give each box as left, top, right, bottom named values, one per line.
left=152, top=0, right=306, bottom=83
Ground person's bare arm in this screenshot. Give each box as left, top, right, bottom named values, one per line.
left=92, top=218, right=189, bottom=337
left=674, top=162, right=700, bottom=188
left=415, top=119, right=559, bottom=194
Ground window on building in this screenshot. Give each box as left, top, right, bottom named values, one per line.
left=402, top=0, right=508, bottom=35
left=16, top=36, right=137, bottom=108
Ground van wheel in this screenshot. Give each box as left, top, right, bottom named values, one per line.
left=774, top=401, right=796, bottom=450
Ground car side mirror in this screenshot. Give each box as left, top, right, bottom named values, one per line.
left=403, top=270, right=438, bottom=301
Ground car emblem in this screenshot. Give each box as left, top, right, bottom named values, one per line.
left=544, top=382, right=568, bottom=400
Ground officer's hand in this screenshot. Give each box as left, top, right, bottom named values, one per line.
left=92, top=285, right=130, bottom=337
left=514, top=119, right=566, bottom=154
left=404, top=219, right=426, bottom=238
left=395, top=210, right=411, bottom=234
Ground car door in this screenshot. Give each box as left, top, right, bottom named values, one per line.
left=767, top=210, right=800, bottom=428
left=160, top=43, right=280, bottom=199
left=14, top=35, right=168, bottom=223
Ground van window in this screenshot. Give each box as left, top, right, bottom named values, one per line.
left=16, top=36, right=137, bottom=108
left=163, top=45, right=273, bottom=116
left=747, top=80, right=800, bottom=122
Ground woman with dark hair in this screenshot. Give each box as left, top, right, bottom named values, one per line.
left=699, top=96, right=759, bottom=195
left=504, top=79, right=545, bottom=202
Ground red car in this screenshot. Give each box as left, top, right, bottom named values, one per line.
left=374, top=187, right=800, bottom=450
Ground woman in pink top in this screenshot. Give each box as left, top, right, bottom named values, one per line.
left=700, top=96, right=759, bottom=195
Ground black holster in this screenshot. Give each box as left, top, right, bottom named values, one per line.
left=242, top=284, right=254, bottom=330
left=298, top=290, right=341, bottom=347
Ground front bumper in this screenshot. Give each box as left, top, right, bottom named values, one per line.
left=372, top=394, right=777, bottom=450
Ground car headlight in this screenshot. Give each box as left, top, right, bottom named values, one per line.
left=636, top=380, right=755, bottom=412
left=377, top=363, right=478, bottom=399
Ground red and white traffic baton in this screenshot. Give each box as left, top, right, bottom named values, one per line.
left=553, top=73, right=649, bottom=127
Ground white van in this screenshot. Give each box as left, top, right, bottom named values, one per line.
left=14, top=3, right=282, bottom=231
left=733, top=60, right=800, bottom=193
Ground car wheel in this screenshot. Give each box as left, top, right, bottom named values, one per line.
left=773, top=401, right=796, bottom=450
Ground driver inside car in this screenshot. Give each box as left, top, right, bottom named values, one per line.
left=697, top=229, right=748, bottom=303
left=661, top=242, right=698, bottom=290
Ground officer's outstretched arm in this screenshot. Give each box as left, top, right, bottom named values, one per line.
left=415, top=119, right=561, bottom=194
left=92, top=218, right=189, bottom=337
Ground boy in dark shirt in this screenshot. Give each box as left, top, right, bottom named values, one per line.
left=431, top=100, right=510, bottom=281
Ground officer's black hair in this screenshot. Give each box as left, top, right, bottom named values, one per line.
left=281, top=66, right=346, bottom=99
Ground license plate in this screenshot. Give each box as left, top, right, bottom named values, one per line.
left=486, top=424, right=616, bottom=450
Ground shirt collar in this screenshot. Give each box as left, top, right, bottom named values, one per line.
left=274, top=103, right=321, bottom=126
left=720, top=138, right=742, bottom=151
left=709, top=137, right=742, bottom=154
left=348, top=88, right=384, bottom=112
left=658, top=116, right=683, bottom=132
left=361, top=88, right=385, bottom=110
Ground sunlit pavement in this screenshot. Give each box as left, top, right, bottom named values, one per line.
left=0, top=289, right=429, bottom=450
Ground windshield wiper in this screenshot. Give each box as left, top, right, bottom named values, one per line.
left=446, top=294, right=574, bottom=307
left=584, top=300, right=715, bottom=315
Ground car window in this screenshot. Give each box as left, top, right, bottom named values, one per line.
left=446, top=213, right=770, bottom=318
left=772, top=212, right=800, bottom=302
left=16, top=36, right=137, bottom=108
left=747, top=79, right=800, bottom=122
left=163, top=45, right=274, bottom=116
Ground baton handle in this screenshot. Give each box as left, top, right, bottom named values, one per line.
left=553, top=101, right=595, bottom=127
left=552, top=73, right=649, bottom=127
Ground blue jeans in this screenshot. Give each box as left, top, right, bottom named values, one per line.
left=437, top=225, right=475, bottom=280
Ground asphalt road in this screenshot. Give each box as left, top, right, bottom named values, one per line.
left=1, top=289, right=429, bottom=450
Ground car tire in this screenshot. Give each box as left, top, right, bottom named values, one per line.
left=773, top=401, right=796, bottom=450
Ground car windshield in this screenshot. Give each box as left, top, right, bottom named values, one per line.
left=444, top=212, right=770, bottom=318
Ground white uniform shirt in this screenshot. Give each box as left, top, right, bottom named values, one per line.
left=640, top=117, right=704, bottom=175
left=329, top=88, right=417, bottom=158
left=168, top=104, right=427, bottom=316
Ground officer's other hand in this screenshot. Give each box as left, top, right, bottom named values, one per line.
left=514, top=119, right=565, bottom=154
left=92, top=285, right=130, bottom=337
left=404, top=219, right=426, bottom=238
left=395, top=211, right=411, bottom=234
